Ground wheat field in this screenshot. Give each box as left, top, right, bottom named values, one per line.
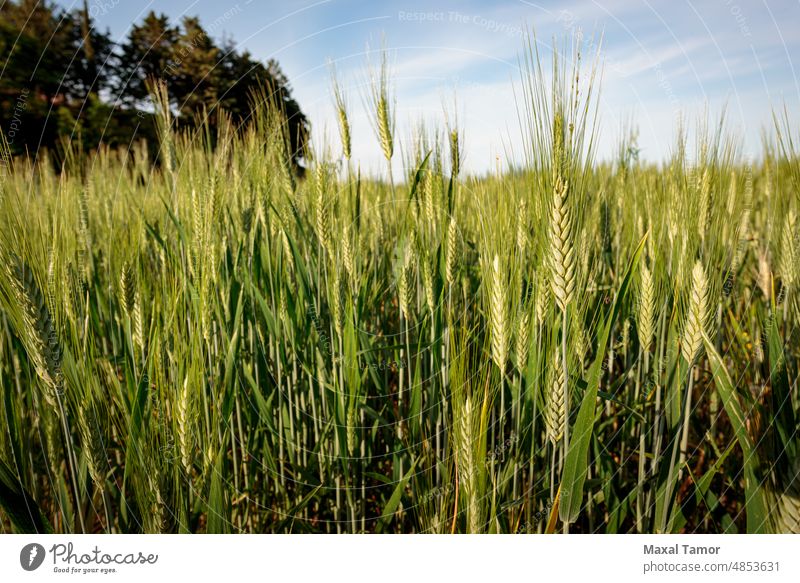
left=0, top=37, right=798, bottom=534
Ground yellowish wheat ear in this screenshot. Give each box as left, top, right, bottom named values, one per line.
left=549, top=176, right=575, bottom=312
left=489, top=255, right=509, bottom=371
left=516, top=198, right=529, bottom=259
left=77, top=399, right=105, bottom=490
left=177, top=376, right=193, bottom=476
left=120, top=261, right=136, bottom=319
left=535, top=271, right=549, bottom=325
left=682, top=260, right=710, bottom=363
left=342, top=227, right=355, bottom=287
left=515, top=306, right=530, bottom=371
left=398, top=251, right=412, bottom=321
left=457, top=395, right=480, bottom=534
left=780, top=210, right=798, bottom=289
left=638, top=263, right=655, bottom=349
left=377, top=96, right=393, bottom=162
left=332, top=77, right=351, bottom=160
left=446, top=217, right=457, bottom=287
left=546, top=352, right=565, bottom=445
left=757, top=248, right=772, bottom=299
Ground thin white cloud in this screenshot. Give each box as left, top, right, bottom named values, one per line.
left=604, top=36, right=712, bottom=79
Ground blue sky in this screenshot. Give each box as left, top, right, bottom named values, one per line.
left=60, top=0, right=799, bottom=174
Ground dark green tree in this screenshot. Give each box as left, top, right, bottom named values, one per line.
left=217, top=46, right=309, bottom=164
left=114, top=11, right=179, bottom=105
left=1, top=2, right=308, bottom=168
left=169, top=17, right=221, bottom=119
left=0, top=0, right=116, bottom=154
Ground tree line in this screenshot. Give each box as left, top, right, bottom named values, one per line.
left=0, top=0, right=308, bottom=167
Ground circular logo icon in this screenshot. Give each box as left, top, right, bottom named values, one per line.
left=20, top=543, right=46, bottom=571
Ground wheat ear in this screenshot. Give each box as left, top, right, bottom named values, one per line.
left=535, top=271, right=549, bottom=326
left=549, top=176, right=575, bottom=312
left=516, top=198, right=529, bottom=259
left=177, top=376, right=193, bottom=475
left=446, top=217, right=457, bottom=287
left=489, top=255, right=509, bottom=371
left=422, top=252, right=435, bottom=314
left=120, top=261, right=136, bottom=318
left=332, top=267, right=345, bottom=338
left=638, top=262, right=655, bottom=349
left=376, top=94, right=393, bottom=163
left=346, top=405, right=358, bottom=457
left=332, top=74, right=352, bottom=160
left=458, top=395, right=480, bottom=534
left=449, top=128, right=460, bottom=178
left=515, top=306, right=530, bottom=372
left=697, top=167, right=711, bottom=241
left=545, top=352, right=565, bottom=445
left=314, top=165, right=331, bottom=256
left=342, top=227, right=355, bottom=287
left=780, top=209, right=798, bottom=289
left=77, top=399, right=105, bottom=490
left=682, top=261, right=710, bottom=363
left=7, top=255, right=63, bottom=404
left=398, top=248, right=413, bottom=321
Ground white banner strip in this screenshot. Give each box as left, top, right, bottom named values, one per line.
left=1, top=534, right=798, bottom=582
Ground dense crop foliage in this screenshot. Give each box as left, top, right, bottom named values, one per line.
left=0, top=38, right=798, bottom=533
